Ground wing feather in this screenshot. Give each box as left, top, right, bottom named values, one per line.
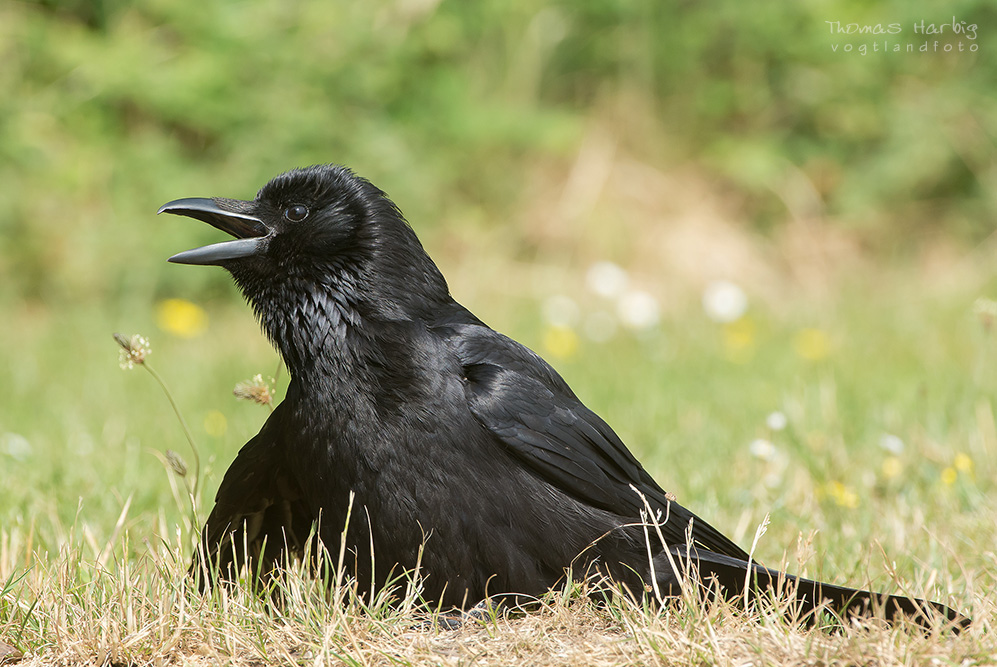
left=440, top=321, right=749, bottom=560
left=193, top=403, right=312, bottom=587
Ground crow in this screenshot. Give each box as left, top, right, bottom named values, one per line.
left=160, top=164, right=967, bottom=629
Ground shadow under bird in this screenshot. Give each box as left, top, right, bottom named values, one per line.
left=160, top=164, right=968, bottom=630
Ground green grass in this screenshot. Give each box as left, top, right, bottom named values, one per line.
left=1, top=256, right=995, bottom=664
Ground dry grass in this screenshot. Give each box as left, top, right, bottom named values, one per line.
left=1, top=505, right=993, bottom=667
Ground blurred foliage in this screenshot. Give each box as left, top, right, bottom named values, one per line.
left=1, top=0, right=995, bottom=308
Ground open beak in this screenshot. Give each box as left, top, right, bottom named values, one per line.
left=159, top=198, right=268, bottom=265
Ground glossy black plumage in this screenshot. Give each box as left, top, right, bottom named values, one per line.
left=162, top=164, right=967, bottom=628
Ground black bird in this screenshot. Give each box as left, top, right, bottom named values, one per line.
left=161, top=164, right=966, bottom=629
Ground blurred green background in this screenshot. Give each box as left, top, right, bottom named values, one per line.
left=1, top=0, right=995, bottom=586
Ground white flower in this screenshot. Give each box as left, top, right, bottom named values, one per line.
left=702, top=280, right=748, bottom=323
left=766, top=411, right=788, bottom=431
left=617, top=290, right=660, bottom=330
left=583, top=311, right=618, bottom=342
left=1, top=433, right=31, bottom=461
left=749, top=438, right=777, bottom=461
left=878, top=433, right=905, bottom=455
left=586, top=261, right=629, bottom=298
left=973, top=297, right=997, bottom=318
left=542, top=295, right=581, bottom=328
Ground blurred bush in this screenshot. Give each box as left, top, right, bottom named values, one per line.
left=1, top=0, right=994, bottom=306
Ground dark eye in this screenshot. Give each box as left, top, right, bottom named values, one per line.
left=284, top=204, right=308, bottom=222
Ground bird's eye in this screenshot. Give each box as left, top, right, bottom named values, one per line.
left=284, top=204, right=309, bottom=222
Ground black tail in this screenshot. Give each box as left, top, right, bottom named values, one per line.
left=656, top=548, right=970, bottom=632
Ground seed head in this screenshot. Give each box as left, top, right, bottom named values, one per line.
left=974, top=297, right=997, bottom=332
left=165, top=449, right=188, bottom=477
left=234, top=374, right=274, bottom=408
left=114, top=333, right=151, bottom=370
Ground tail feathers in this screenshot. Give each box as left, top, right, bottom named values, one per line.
left=656, top=547, right=970, bottom=631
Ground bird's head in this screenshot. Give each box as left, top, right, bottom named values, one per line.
left=161, top=165, right=454, bottom=376
left=161, top=165, right=451, bottom=324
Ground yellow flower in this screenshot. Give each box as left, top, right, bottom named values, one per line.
left=881, top=456, right=902, bottom=479
left=826, top=480, right=859, bottom=508
left=941, top=467, right=957, bottom=485
left=723, top=316, right=756, bottom=364
left=953, top=452, right=973, bottom=474
left=543, top=325, right=580, bottom=360
left=794, top=328, right=830, bottom=361
left=203, top=410, right=228, bottom=437
left=156, top=298, right=208, bottom=338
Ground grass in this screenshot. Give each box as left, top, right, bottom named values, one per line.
left=1, top=244, right=996, bottom=664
